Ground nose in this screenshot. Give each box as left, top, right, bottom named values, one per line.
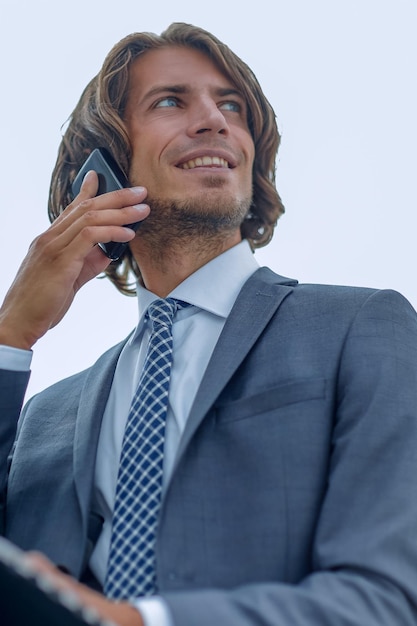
left=187, top=97, right=229, bottom=137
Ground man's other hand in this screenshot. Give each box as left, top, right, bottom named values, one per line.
left=25, top=551, right=144, bottom=626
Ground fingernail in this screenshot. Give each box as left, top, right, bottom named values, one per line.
left=133, top=204, right=148, bottom=212
left=82, top=170, right=95, bottom=183
left=131, top=186, right=145, bottom=194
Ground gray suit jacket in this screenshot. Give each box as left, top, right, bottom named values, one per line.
left=1, top=267, right=417, bottom=626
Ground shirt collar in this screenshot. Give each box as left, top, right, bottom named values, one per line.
left=131, top=240, right=259, bottom=340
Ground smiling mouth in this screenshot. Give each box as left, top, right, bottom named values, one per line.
left=178, top=156, right=230, bottom=170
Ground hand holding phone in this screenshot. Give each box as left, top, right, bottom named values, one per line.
left=72, top=148, right=140, bottom=260
left=0, top=148, right=147, bottom=351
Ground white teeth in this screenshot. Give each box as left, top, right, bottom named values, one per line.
left=180, top=156, right=229, bottom=169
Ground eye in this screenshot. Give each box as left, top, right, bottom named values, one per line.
left=219, top=101, right=241, bottom=113
left=154, top=96, right=179, bottom=108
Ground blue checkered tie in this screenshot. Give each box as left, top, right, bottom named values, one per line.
left=104, top=298, right=187, bottom=599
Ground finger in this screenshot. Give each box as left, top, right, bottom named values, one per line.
left=23, top=552, right=141, bottom=626
left=77, top=185, right=148, bottom=212
left=25, top=551, right=60, bottom=575
left=24, top=552, right=84, bottom=601
left=76, top=169, right=99, bottom=201
left=52, top=185, right=148, bottom=235
left=41, top=202, right=149, bottom=263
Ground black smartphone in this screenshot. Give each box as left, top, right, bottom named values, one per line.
left=71, top=147, right=140, bottom=260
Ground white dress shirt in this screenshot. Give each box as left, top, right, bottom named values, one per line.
left=0, top=240, right=259, bottom=626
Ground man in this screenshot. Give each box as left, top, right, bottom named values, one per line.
left=1, top=22, right=417, bottom=626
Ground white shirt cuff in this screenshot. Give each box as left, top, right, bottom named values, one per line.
left=0, top=345, right=32, bottom=371
left=130, top=596, right=174, bottom=626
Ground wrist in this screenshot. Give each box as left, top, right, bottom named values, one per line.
left=0, top=315, right=37, bottom=351
left=0, top=328, right=35, bottom=351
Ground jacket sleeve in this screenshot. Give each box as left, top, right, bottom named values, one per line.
left=0, top=369, right=31, bottom=535
left=161, top=289, right=417, bottom=626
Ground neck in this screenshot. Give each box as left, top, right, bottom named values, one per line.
left=130, top=230, right=242, bottom=297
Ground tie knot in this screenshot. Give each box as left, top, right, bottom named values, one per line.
left=147, top=298, right=189, bottom=329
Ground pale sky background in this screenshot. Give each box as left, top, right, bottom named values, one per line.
left=1, top=0, right=416, bottom=399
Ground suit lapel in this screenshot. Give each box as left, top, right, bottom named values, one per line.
left=71, top=268, right=297, bottom=517
left=73, top=339, right=127, bottom=524
left=173, top=267, right=297, bottom=467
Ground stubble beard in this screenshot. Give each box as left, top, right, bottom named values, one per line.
left=134, top=184, right=253, bottom=255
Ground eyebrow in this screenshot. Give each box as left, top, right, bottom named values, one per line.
left=141, top=84, right=245, bottom=104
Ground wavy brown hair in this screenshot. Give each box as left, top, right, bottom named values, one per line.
left=48, top=23, right=285, bottom=295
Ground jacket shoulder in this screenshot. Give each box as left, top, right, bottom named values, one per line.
left=255, top=266, right=415, bottom=314
left=23, top=338, right=127, bottom=413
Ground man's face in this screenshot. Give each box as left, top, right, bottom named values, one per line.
left=124, top=46, right=255, bottom=225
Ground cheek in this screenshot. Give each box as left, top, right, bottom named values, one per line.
left=128, top=134, right=157, bottom=185
left=246, top=135, right=256, bottom=165
left=128, top=125, right=173, bottom=175
left=128, top=155, right=144, bottom=186
left=129, top=152, right=169, bottom=194
left=237, top=129, right=255, bottom=170
left=243, top=142, right=255, bottom=182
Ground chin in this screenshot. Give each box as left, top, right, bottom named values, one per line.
left=180, top=193, right=250, bottom=216
left=142, top=190, right=252, bottom=236
left=181, top=184, right=250, bottom=210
